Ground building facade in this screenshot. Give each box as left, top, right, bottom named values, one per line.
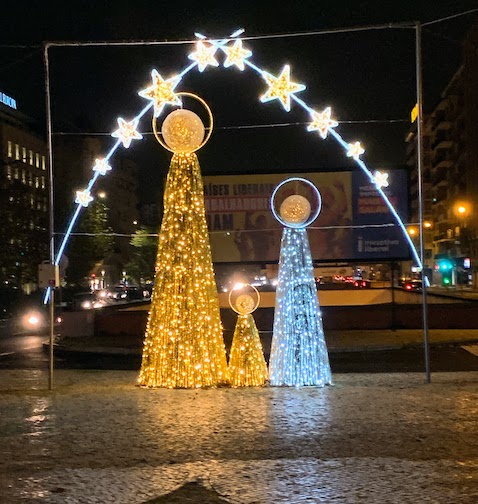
left=406, top=21, right=478, bottom=286
left=0, top=96, right=48, bottom=292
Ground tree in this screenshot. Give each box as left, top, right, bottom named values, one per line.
left=125, top=226, right=157, bottom=284
left=64, top=200, right=114, bottom=286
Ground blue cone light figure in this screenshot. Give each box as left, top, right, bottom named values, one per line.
left=269, top=178, right=332, bottom=387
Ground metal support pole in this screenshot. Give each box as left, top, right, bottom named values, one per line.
left=415, top=22, right=431, bottom=383
left=43, top=43, right=55, bottom=390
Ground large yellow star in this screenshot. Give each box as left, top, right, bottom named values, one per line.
left=222, top=39, right=252, bottom=71
left=260, top=65, right=306, bottom=112
left=111, top=118, right=143, bottom=148
left=188, top=41, right=219, bottom=72
left=307, top=107, right=338, bottom=139
left=138, top=70, right=182, bottom=118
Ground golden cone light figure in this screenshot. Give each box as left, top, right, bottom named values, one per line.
left=228, top=287, right=268, bottom=387
left=139, top=94, right=227, bottom=388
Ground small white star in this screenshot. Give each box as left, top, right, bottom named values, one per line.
left=188, top=41, right=219, bottom=72
left=92, top=158, right=112, bottom=176
left=111, top=118, right=143, bottom=148
left=138, top=70, right=182, bottom=118
left=346, top=141, right=365, bottom=160
left=75, top=189, right=93, bottom=207
left=222, top=39, right=252, bottom=71
left=260, top=65, right=306, bottom=112
left=373, top=170, right=389, bottom=188
left=307, top=107, right=338, bottom=139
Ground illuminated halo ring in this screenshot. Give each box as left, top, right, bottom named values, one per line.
left=152, top=91, right=214, bottom=153
left=271, top=177, right=322, bottom=228
left=228, top=284, right=261, bottom=315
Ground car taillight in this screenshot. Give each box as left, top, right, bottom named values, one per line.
left=406, top=285, right=412, bottom=290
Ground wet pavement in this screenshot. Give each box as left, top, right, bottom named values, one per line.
left=1, top=370, right=478, bottom=503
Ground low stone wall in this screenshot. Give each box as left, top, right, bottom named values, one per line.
left=93, top=302, right=478, bottom=340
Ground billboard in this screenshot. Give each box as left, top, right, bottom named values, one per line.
left=203, top=170, right=409, bottom=263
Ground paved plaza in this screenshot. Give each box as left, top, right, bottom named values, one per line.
left=1, top=370, right=478, bottom=503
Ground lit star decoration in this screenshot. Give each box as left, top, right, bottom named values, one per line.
left=46, top=27, right=428, bottom=305
left=223, top=39, right=252, bottom=71
left=138, top=70, right=182, bottom=118
left=188, top=41, right=219, bottom=72
left=111, top=118, right=143, bottom=148
left=92, top=158, right=112, bottom=176
left=346, top=141, right=365, bottom=160
left=75, top=189, right=93, bottom=207
left=307, top=107, right=339, bottom=139
left=373, top=170, right=389, bottom=188
left=260, top=65, right=306, bottom=112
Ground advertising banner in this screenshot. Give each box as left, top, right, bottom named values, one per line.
left=203, top=170, right=409, bottom=263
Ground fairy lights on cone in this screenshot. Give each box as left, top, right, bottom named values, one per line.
left=228, top=285, right=268, bottom=387
left=139, top=94, right=227, bottom=388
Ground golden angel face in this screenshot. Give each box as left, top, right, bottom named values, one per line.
left=235, top=294, right=256, bottom=314
left=279, top=194, right=311, bottom=226
left=161, top=109, right=205, bottom=153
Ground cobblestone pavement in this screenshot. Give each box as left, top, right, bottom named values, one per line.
left=1, top=370, right=478, bottom=503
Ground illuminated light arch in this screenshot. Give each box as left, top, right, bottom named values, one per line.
left=44, top=29, right=425, bottom=303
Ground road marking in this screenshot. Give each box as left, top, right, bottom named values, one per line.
left=462, top=345, right=478, bottom=357
left=0, top=352, right=15, bottom=358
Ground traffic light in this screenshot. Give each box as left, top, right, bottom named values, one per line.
left=436, top=258, right=453, bottom=286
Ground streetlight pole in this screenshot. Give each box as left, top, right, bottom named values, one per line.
left=416, top=22, right=431, bottom=383
left=43, top=42, right=55, bottom=390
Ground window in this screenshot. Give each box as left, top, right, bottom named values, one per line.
left=41, top=176, right=45, bottom=189
left=15, top=144, right=20, bottom=160
left=21, top=170, right=26, bottom=184
left=14, top=168, right=19, bottom=179
left=35, top=153, right=40, bottom=168
left=41, top=155, right=46, bottom=170
left=29, top=150, right=33, bottom=165
left=28, top=172, right=33, bottom=186
left=30, top=197, right=34, bottom=208
left=6, top=166, right=12, bottom=180
left=22, top=147, right=26, bottom=163
left=7, top=141, right=12, bottom=157
left=35, top=176, right=39, bottom=188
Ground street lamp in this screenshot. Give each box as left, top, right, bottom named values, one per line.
left=98, top=191, right=106, bottom=199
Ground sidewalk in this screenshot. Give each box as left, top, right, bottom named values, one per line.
left=1, top=370, right=478, bottom=503
left=52, top=328, right=478, bottom=356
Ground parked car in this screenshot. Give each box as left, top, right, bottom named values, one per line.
left=71, top=292, right=107, bottom=310
left=353, top=279, right=371, bottom=288
left=403, top=280, right=422, bottom=292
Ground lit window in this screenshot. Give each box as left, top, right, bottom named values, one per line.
left=35, top=153, right=40, bottom=168
left=6, top=166, right=12, bottom=180
left=29, top=150, right=33, bottom=165
left=41, top=155, right=46, bottom=170
left=37, top=201, right=41, bottom=210
left=28, top=172, right=33, bottom=186
left=21, top=170, right=26, bottom=184
left=7, top=141, right=12, bottom=157
left=14, top=168, right=19, bottom=179
left=30, top=197, right=34, bottom=208
left=22, top=147, right=26, bottom=163
left=29, top=221, right=34, bottom=230
left=35, top=176, right=39, bottom=188
left=41, top=176, right=45, bottom=189
left=15, top=144, right=20, bottom=160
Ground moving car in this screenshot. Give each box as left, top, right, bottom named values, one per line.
left=403, top=280, right=422, bottom=292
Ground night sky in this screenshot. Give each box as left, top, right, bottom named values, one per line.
left=1, top=1, right=477, bottom=201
